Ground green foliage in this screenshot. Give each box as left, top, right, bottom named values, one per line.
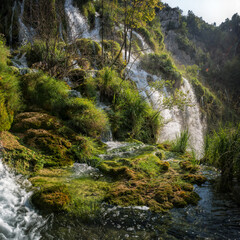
left=22, top=40, right=68, bottom=74
left=172, top=130, right=189, bottom=154
left=204, top=124, right=240, bottom=190
left=136, top=27, right=158, bottom=51
left=22, top=72, right=108, bottom=137
left=70, top=136, right=102, bottom=164
left=97, top=67, right=161, bottom=143
left=0, top=36, right=22, bottom=131
left=22, top=71, right=69, bottom=113
left=140, top=53, right=182, bottom=82
left=64, top=98, right=108, bottom=137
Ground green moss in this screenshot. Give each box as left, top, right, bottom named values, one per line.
left=140, top=53, right=182, bottom=82
left=68, top=68, right=87, bottom=86
left=32, top=185, right=71, bottom=212
left=64, top=97, right=108, bottom=137
left=30, top=167, right=110, bottom=217
left=179, top=160, right=199, bottom=173
left=0, top=38, right=22, bottom=131
left=182, top=174, right=207, bottom=185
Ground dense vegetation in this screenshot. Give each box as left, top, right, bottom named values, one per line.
left=0, top=0, right=239, bottom=219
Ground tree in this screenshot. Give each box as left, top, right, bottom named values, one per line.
left=111, top=0, right=163, bottom=66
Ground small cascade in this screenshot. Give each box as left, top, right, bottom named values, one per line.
left=89, top=13, right=101, bottom=41
left=64, top=0, right=100, bottom=41
left=181, top=78, right=206, bottom=156
left=132, top=31, right=152, bottom=54
left=64, top=0, right=90, bottom=40
left=97, top=100, right=113, bottom=142
left=59, top=22, right=64, bottom=41
left=11, top=52, right=30, bottom=75
left=125, top=36, right=206, bottom=157
left=18, top=0, right=34, bottom=45
left=0, top=159, right=47, bottom=239
left=9, top=1, right=17, bottom=46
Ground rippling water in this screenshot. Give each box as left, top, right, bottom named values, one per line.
left=1, top=157, right=240, bottom=239
left=0, top=160, right=48, bottom=240
left=39, top=177, right=240, bottom=240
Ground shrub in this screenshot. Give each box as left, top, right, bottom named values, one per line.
left=140, top=53, right=182, bottom=82
left=22, top=72, right=69, bottom=113
left=64, top=98, right=108, bottom=137
left=22, top=72, right=107, bottom=137
left=172, top=130, right=189, bottom=153
left=0, top=36, right=22, bottom=131
left=22, top=40, right=68, bottom=73
left=204, top=124, right=240, bottom=190
left=97, top=67, right=161, bottom=143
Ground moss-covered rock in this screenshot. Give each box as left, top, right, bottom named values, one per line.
left=179, top=160, right=199, bottom=173
left=31, top=185, right=71, bottom=212
left=182, top=174, right=207, bottom=185
left=12, top=112, right=62, bottom=132
left=68, top=68, right=87, bottom=87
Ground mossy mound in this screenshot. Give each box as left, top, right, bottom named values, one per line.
left=31, top=185, right=71, bottom=212
left=23, top=129, right=73, bottom=166
left=179, top=160, right=199, bottom=173
left=67, top=68, right=87, bottom=87
left=99, top=151, right=203, bottom=212
left=182, top=174, right=207, bottom=185
left=6, top=112, right=103, bottom=169
left=30, top=167, right=111, bottom=216
left=12, top=112, right=62, bottom=132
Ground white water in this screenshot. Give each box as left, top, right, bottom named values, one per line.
left=64, top=0, right=100, bottom=41
left=0, top=159, right=47, bottom=239
left=18, top=0, right=34, bottom=45
left=63, top=0, right=206, bottom=157
left=125, top=35, right=206, bottom=157
left=9, top=1, right=17, bottom=46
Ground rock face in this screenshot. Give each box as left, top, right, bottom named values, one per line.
left=158, top=6, right=181, bottom=30
left=157, top=6, right=195, bottom=66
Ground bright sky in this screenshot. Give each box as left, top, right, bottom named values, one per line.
left=163, top=0, right=240, bottom=25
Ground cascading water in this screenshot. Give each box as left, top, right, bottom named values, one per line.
left=9, top=1, right=17, bottom=46
left=64, top=0, right=89, bottom=40
left=0, top=159, right=47, bottom=240
left=18, top=0, right=34, bottom=45
left=64, top=0, right=100, bottom=41
left=125, top=37, right=206, bottom=157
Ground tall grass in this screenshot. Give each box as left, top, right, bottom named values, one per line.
left=22, top=72, right=108, bottom=137
left=204, top=124, right=240, bottom=190
left=172, top=129, right=189, bottom=153
left=0, top=36, right=22, bottom=131
left=96, top=67, right=161, bottom=143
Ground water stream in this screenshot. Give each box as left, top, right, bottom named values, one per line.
left=9, top=1, right=17, bottom=46
left=0, top=159, right=48, bottom=240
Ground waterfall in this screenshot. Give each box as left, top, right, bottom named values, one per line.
left=64, top=0, right=100, bottom=41
left=18, top=0, right=34, bottom=45
left=59, top=22, right=64, bottom=41
left=63, top=0, right=206, bottom=156
left=0, top=159, right=47, bottom=239
left=125, top=45, right=206, bottom=157
left=9, top=1, right=17, bottom=46
left=64, top=0, right=90, bottom=40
